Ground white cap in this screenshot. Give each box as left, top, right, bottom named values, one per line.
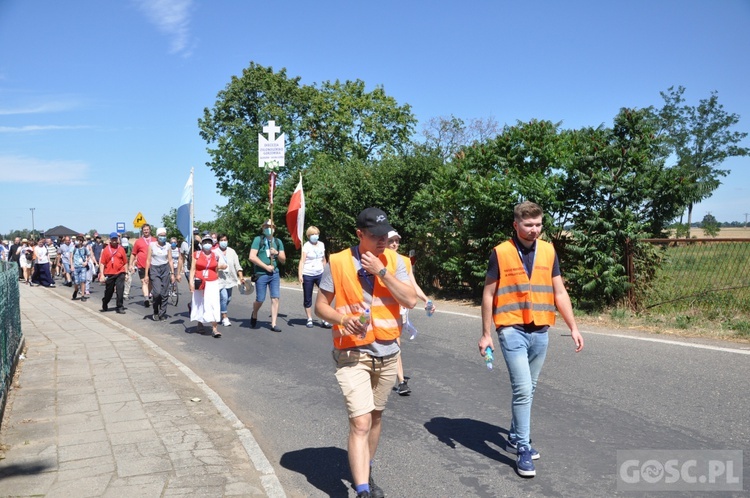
left=387, top=230, right=400, bottom=239
left=156, top=227, right=167, bottom=236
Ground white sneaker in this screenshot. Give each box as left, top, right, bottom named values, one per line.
left=222, top=317, right=232, bottom=327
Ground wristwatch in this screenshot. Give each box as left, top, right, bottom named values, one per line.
left=378, top=268, right=387, bottom=278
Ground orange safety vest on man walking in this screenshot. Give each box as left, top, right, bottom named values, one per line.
left=492, top=239, right=557, bottom=329
left=330, top=247, right=401, bottom=349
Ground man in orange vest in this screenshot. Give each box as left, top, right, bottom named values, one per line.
left=316, top=207, right=417, bottom=498
left=479, top=201, right=584, bottom=478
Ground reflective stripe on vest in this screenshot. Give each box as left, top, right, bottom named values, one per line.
left=492, top=239, right=557, bottom=328
left=330, top=247, right=401, bottom=349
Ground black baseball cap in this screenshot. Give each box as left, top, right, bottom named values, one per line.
left=356, top=207, right=394, bottom=237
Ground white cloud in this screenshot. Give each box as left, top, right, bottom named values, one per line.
left=0, top=125, right=90, bottom=133
left=133, top=0, right=194, bottom=56
left=0, top=155, right=89, bottom=185
left=0, top=101, right=78, bottom=115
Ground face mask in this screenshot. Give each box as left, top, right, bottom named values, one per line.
left=309, top=235, right=319, bottom=243
left=158, top=236, right=167, bottom=244
left=202, top=243, right=212, bottom=251
left=170, top=242, right=177, bottom=248
left=75, top=242, right=82, bottom=247
left=219, top=241, right=228, bottom=249
left=263, top=227, right=274, bottom=237
left=121, top=238, right=129, bottom=247
left=212, top=238, right=217, bottom=245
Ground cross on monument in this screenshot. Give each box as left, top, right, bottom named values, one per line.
left=263, top=120, right=281, bottom=142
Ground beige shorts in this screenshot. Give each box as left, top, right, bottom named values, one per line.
left=333, top=349, right=399, bottom=419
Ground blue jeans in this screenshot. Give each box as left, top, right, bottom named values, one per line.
left=255, top=271, right=280, bottom=303
left=302, top=273, right=322, bottom=309
left=220, top=286, right=233, bottom=314
left=497, top=327, right=548, bottom=449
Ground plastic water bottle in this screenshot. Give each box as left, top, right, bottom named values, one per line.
left=425, top=300, right=434, bottom=317
left=484, top=347, right=494, bottom=371
left=358, top=309, right=370, bottom=338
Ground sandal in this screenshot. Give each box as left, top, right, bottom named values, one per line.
left=212, top=330, right=222, bottom=338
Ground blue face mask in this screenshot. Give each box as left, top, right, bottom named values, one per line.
left=170, top=242, right=177, bottom=248
left=309, top=235, right=319, bottom=243
left=158, top=236, right=167, bottom=244
left=202, top=243, right=212, bottom=251
left=219, top=241, right=228, bottom=249
left=263, top=227, right=273, bottom=237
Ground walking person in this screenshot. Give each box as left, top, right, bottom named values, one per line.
left=315, top=208, right=417, bottom=498
left=248, top=219, right=286, bottom=332
left=70, top=237, right=93, bottom=301
left=386, top=230, right=434, bottom=396
left=16, top=239, right=33, bottom=285
left=143, top=227, right=175, bottom=321
left=169, top=236, right=182, bottom=281
left=58, top=236, right=74, bottom=286
left=478, top=201, right=584, bottom=478
left=120, top=235, right=133, bottom=300
left=129, top=224, right=154, bottom=308
left=46, top=238, right=59, bottom=278
left=217, top=234, right=244, bottom=327
left=189, top=234, right=226, bottom=338
left=298, top=226, right=332, bottom=328
left=98, top=232, right=128, bottom=314
left=9, top=237, right=22, bottom=281
left=31, top=238, right=55, bottom=287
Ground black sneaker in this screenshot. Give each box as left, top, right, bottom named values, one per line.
left=396, top=381, right=411, bottom=396
left=72, top=290, right=78, bottom=300
left=144, top=299, right=150, bottom=307
left=116, top=308, right=125, bottom=314
left=81, top=296, right=88, bottom=302
left=356, top=492, right=370, bottom=498
left=100, top=305, right=108, bottom=312
left=369, top=475, right=385, bottom=498
left=250, top=314, right=258, bottom=328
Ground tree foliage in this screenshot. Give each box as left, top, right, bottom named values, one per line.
left=655, top=86, right=749, bottom=235
left=198, top=62, right=417, bottom=265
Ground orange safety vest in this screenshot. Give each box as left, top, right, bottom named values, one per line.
left=330, top=247, right=402, bottom=349
left=492, top=239, right=557, bottom=328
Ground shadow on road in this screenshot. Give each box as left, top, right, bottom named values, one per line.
left=280, top=446, right=351, bottom=497
left=424, top=417, right=516, bottom=468
left=0, top=460, right=55, bottom=479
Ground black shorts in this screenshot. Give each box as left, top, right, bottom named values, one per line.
left=137, top=267, right=146, bottom=280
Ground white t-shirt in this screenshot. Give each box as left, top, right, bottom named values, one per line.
left=34, top=245, right=50, bottom=264
left=301, top=240, right=326, bottom=276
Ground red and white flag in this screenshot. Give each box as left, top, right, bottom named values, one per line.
left=286, top=175, right=305, bottom=250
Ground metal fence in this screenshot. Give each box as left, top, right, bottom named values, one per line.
left=1, top=261, right=23, bottom=425
left=626, top=239, right=750, bottom=321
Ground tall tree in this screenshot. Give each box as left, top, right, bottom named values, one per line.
left=656, top=86, right=749, bottom=236
left=198, top=62, right=417, bottom=264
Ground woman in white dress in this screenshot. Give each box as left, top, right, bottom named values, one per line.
left=189, top=234, right=227, bottom=337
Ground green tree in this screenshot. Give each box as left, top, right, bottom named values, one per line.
left=701, top=213, right=720, bottom=238
left=656, top=86, right=749, bottom=236
left=198, top=62, right=417, bottom=264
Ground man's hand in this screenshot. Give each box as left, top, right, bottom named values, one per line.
left=571, top=329, right=584, bottom=352
left=359, top=251, right=384, bottom=275
left=478, top=334, right=494, bottom=357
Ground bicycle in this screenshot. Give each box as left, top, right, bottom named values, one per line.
left=168, top=280, right=179, bottom=306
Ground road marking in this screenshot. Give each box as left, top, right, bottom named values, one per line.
left=583, top=330, right=750, bottom=355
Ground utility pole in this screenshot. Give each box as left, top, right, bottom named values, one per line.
left=744, top=213, right=749, bottom=227
left=30, top=207, right=36, bottom=236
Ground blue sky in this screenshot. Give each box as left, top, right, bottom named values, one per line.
left=1, top=0, right=749, bottom=237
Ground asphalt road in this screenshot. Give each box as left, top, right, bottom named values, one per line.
left=51, top=277, right=750, bottom=497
